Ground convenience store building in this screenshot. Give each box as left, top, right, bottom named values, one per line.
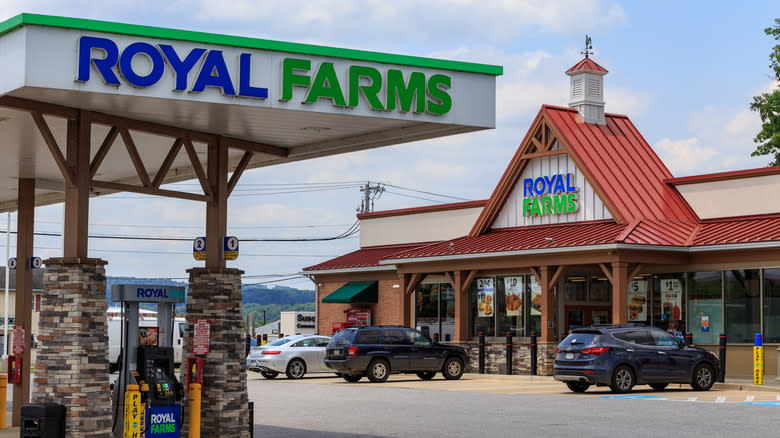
left=305, top=56, right=780, bottom=377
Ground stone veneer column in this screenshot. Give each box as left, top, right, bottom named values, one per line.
left=35, top=258, right=112, bottom=437
left=181, top=268, right=248, bottom=438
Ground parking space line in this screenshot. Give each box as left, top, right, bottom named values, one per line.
left=687, top=397, right=698, bottom=401
left=715, top=396, right=726, bottom=403
left=745, top=396, right=755, bottom=402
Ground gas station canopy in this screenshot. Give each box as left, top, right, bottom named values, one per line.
left=0, top=14, right=502, bottom=212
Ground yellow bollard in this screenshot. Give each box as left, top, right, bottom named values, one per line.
left=189, top=383, right=201, bottom=438
left=124, top=384, right=142, bottom=438
left=0, top=374, right=6, bottom=429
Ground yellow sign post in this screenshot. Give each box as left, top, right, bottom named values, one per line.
left=0, top=375, right=6, bottom=429
left=754, top=333, right=764, bottom=385
left=124, top=384, right=142, bottom=437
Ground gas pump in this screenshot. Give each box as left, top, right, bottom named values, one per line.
left=111, top=284, right=186, bottom=438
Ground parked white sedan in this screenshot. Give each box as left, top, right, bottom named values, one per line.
left=247, top=335, right=333, bottom=379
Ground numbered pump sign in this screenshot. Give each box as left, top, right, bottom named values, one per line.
left=223, top=236, right=239, bottom=260
left=192, top=237, right=206, bottom=261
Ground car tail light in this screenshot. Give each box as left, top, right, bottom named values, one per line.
left=556, top=348, right=561, bottom=354
left=580, top=347, right=610, bottom=356
left=348, top=346, right=358, bottom=357
left=262, top=350, right=281, bottom=355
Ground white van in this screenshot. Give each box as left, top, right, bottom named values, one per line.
left=108, top=308, right=186, bottom=372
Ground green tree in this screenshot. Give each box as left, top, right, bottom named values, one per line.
left=750, top=18, right=780, bottom=165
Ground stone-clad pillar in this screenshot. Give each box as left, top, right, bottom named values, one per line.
left=181, top=267, right=248, bottom=437
left=35, top=258, right=111, bottom=437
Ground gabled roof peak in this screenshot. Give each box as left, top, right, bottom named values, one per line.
left=566, top=57, right=608, bottom=75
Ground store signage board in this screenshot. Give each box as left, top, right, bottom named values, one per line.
left=4, top=19, right=499, bottom=129
left=522, top=173, right=579, bottom=217
left=193, top=319, right=210, bottom=355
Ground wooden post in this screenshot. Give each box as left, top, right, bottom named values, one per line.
left=12, top=179, right=34, bottom=426
left=206, top=138, right=228, bottom=268
left=63, top=110, right=90, bottom=258
left=611, top=262, right=629, bottom=325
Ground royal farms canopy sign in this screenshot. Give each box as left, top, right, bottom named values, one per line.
left=0, top=14, right=500, bottom=128
left=0, top=14, right=501, bottom=210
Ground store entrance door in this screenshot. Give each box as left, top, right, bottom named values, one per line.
left=564, top=305, right=611, bottom=332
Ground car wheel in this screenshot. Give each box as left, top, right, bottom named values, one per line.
left=441, top=357, right=464, bottom=380
left=691, top=363, right=715, bottom=391
left=565, top=382, right=590, bottom=393
left=649, top=383, right=669, bottom=391
left=416, top=371, right=436, bottom=380
left=367, top=359, right=390, bottom=383
left=285, top=359, right=307, bottom=379
left=610, top=365, right=635, bottom=393
left=342, top=374, right=362, bottom=383
left=260, top=370, right=278, bottom=379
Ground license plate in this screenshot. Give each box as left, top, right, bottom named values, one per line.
left=565, top=353, right=574, bottom=360
left=332, top=349, right=342, bottom=356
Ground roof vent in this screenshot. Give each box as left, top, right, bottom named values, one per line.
left=566, top=36, right=608, bottom=125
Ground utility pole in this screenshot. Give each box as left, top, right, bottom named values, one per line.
left=357, top=182, right=384, bottom=213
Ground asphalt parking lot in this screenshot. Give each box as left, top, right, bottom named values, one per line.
left=247, top=371, right=780, bottom=404
left=247, top=373, right=780, bottom=437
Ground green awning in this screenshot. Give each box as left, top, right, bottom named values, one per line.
left=322, top=281, right=378, bottom=303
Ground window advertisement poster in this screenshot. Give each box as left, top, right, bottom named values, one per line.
left=627, top=279, right=648, bottom=321
left=504, top=277, right=523, bottom=317
left=529, top=277, right=542, bottom=316
left=477, top=278, right=495, bottom=317
left=661, top=279, right=682, bottom=321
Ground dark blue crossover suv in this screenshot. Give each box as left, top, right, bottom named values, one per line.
left=325, top=326, right=468, bottom=383
left=553, top=325, right=719, bottom=393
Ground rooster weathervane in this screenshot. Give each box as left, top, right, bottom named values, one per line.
left=582, top=35, right=593, bottom=58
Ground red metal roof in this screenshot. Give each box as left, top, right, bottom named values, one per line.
left=691, top=214, right=780, bottom=246
left=618, top=219, right=698, bottom=246
left=565, top=58, right=608, bottom=74
left=544, top=106, right=698, bottom=223
left=303, top=243, right=428, bottom=271
left=386, top=221, right=626, bottom=259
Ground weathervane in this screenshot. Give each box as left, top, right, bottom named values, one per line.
left=581, top=35, right=593, bottom=58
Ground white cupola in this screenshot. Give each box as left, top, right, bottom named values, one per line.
left=566, top=37, right=608, bottom=125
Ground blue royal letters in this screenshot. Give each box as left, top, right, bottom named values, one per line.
left=77, top=36, right=269, bottom=99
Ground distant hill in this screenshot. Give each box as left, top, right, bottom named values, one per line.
left=106, top=277, right=315, bottom=324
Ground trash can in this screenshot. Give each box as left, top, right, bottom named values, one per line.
left=20, top=403, right=65, bottom=438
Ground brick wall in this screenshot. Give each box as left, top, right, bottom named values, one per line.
left=181, top=268, right=248, bottom=438
left=35, top=258, right=112, bottom=437
left=454, top=341, right=556, bottom=375
left=315, top=272, right=403, bottom=335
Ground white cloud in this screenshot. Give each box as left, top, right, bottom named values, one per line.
left=654, top=138, right=717, bottom=175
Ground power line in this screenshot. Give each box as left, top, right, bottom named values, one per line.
left=31, top=220, right=352, bottom=230
left=0, top=221, right=359, bottom=242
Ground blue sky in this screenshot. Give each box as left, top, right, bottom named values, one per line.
left=0, top=1, right=777, bottom=287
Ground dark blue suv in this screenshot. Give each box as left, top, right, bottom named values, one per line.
left=325, top=326, right=468, bottom=383
left=554, top=325, right=719, bottom=393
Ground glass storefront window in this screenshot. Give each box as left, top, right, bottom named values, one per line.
left=469, top=274, right=540, bottom=338
left=686, top=271, right=720, bottom=344
left=471, top=278, right=496, bottom=336
left=415, top=284, right=439, bottom=338
left=724, top=269, right=760, bottom=343
left=440, top=285, right=455, bottom=342
left=653, top=274, right=685, bottom=337
left=500, top=276, right=523, bottom=337
left=627, top=277, right=650, bottom=324
left=764, top=268, right=780, bottom=343
left=414, top=283, right=456, bottom=341
left=527, top=275, right=542, bottom=336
